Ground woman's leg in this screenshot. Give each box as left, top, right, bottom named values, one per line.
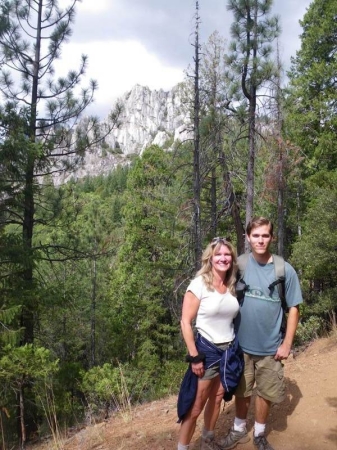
left=203, top=375, right=224, bottom=432
left=179, top=379, right=213, bottom=445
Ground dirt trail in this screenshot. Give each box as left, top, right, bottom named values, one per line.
left=30, top=335, right=337, bottom=450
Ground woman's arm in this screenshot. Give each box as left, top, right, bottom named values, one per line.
left=180, top=291, right=200, bottom=356
left=180, top=290, right=204, bottom=376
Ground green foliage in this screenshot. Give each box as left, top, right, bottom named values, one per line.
left=284, top=0, right=337, bottom=336
left=1, top=1, right=336, bottom=442
left=0, top=344, right=58, bottom=388
left=294, top=316, right=324, bottom=347
left=291, top=172, right=337, bottom=279
left=198, top=31, right=246, bottom=241
left=34, top=172, right=128, bottom=368
left=287, top=0, right=337, bottom=171
left=0, top=344, right=59, bottom=434
left=226, top=0, right=280, bottom=97
left=80, top=358, right=187, bottom=417
left=0, top=304, right=22, bottom=346
left=0, top=0, right=121, bottom=354
left=224, top=0, right=281, bottom=227
left=50, top=361, right=85, bottom=422
left=291, top=171, right=337, bottom=331
left=151, top=360, right=187, bottom=399
left=81, top=363, right=131, bottom=415
left=108, top=145, right=186, bottom=369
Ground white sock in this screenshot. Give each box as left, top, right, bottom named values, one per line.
left=178, top=443, right=189, bottom=450
left=254, top=422, right=266, bottom=437
left=233, top=417, right=247, bottom=432
left=202, top=427, right=215, bottom=440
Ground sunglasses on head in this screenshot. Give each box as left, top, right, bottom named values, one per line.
left=211, top=236, right=231, bottom=245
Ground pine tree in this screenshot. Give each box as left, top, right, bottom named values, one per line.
left=192, top=0, right=202, bottom=269
left=0, top=1, right=120, bottom=442
left=108, top=146, right=183, bottom=372
left=287, top=0, right=337, bottom=171
left=0, top=0, right=120, bottom=344
left=225, top=0, right=280, bottom=241
left=200, top=31, right=245, bottom=252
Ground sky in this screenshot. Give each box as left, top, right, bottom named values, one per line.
left=55, top=0, right=313, bottom=119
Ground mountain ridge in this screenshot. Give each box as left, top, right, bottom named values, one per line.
left=55, top=83, right=192, bottom=185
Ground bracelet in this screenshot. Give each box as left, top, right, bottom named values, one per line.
left=185, top=352, right=205, bottom=363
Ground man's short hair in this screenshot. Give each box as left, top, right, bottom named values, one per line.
left=246, top=216, right=273, bottom=237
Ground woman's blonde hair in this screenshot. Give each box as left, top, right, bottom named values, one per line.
left=196, top=238, right=238, bottom=295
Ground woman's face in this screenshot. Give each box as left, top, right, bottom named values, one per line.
left=211, top=244, right=233, bottom=274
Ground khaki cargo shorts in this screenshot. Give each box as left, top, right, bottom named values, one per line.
left=235, top=352, right=285, bottom=403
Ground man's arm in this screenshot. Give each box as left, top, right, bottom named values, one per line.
left=275, top=305, right=300, bottom=360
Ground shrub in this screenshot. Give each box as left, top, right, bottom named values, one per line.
left=294, top=316, right=324, bottom=347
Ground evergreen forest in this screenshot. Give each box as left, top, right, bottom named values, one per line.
left=0, top=0, right=336, bottom=448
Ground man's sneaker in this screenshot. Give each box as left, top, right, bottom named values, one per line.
left=219, top=427, right=250, bottom=449
left=253, top=433, right=274, bottom=450
left=200, top=437, right=223, bottom=450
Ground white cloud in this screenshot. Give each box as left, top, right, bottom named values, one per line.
left=53, top=39, right=184, bottom=117
left=77, top=0, right=109, bottom=13
left=58, top=0, right=109, bottom=14
left=2, top=0, right=313, bottom=120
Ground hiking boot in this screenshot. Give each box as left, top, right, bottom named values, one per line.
left=253, top=433, right=274, bottom=450
left=200, top=437, right=223, bottom=450
left=219, top=427, right=250, bottom=449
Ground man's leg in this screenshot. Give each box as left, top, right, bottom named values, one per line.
left=220, top=352, right=254, bottom=449
left=252, top=355, right=284, bottom=450
left=255, top=395, right=271, bottom=424
left=254, top=395, right=272, bottom=442
left=253, top=397, right=274, bottom=450
left=219, top=396, right=251, bottom=449
left=235, top=395, right=251, bottom=420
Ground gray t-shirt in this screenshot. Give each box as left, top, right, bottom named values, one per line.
left=235, top=255, right=303, bottom=356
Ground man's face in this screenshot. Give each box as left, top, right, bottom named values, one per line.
left=247, top=224, right=273, bottom=255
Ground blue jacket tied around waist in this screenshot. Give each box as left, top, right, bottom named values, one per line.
left=177, top=334, right=244, bottom=422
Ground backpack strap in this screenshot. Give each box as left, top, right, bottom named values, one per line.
left=237, top=253, right=250, bottom=280
left=270, top=254, right=287, bottom=313
left=235, top=254, right=250, bottom=304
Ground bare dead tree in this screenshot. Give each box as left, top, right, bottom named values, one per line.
left=192, top=0, right=202, bottom=269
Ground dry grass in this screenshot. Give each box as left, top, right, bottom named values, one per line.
left=27, top=334, right=337, bottom=450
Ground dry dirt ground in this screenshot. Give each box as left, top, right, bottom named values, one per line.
left=30, top=335, right=337, bottom=450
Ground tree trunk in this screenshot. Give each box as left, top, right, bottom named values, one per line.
left=245, top=93, right=256, bottom=251
left=21, top=159, right=35, bottom=345
left=277, top=145, right=285, bottom=256
left=90, top=256, right=97, bottom=367
left=210, top=167, right=217, bottom=236
left=219, top=150, right=245, bottom=254
left=275, top=40, right=285, bottom=256
left=19, top=384, right=26, bottom=449
left=232, top=201, right=245, bottom=255
left=19, top=1, right=42, bottom=442
left=193, top=1, right=202, bottom=269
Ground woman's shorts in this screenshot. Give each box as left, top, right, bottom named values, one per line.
left=235, top=352, right=285, bottom=403
left=201, top=341, right=232, bottom=381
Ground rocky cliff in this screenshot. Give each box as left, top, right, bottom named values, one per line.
left=55, top=83, right=192, bottom=184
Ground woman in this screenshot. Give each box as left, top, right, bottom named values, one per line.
left=177, top=237, right=243, bottom=450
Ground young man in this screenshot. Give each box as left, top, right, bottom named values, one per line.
left=221, top=217, right=303, bottom=450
